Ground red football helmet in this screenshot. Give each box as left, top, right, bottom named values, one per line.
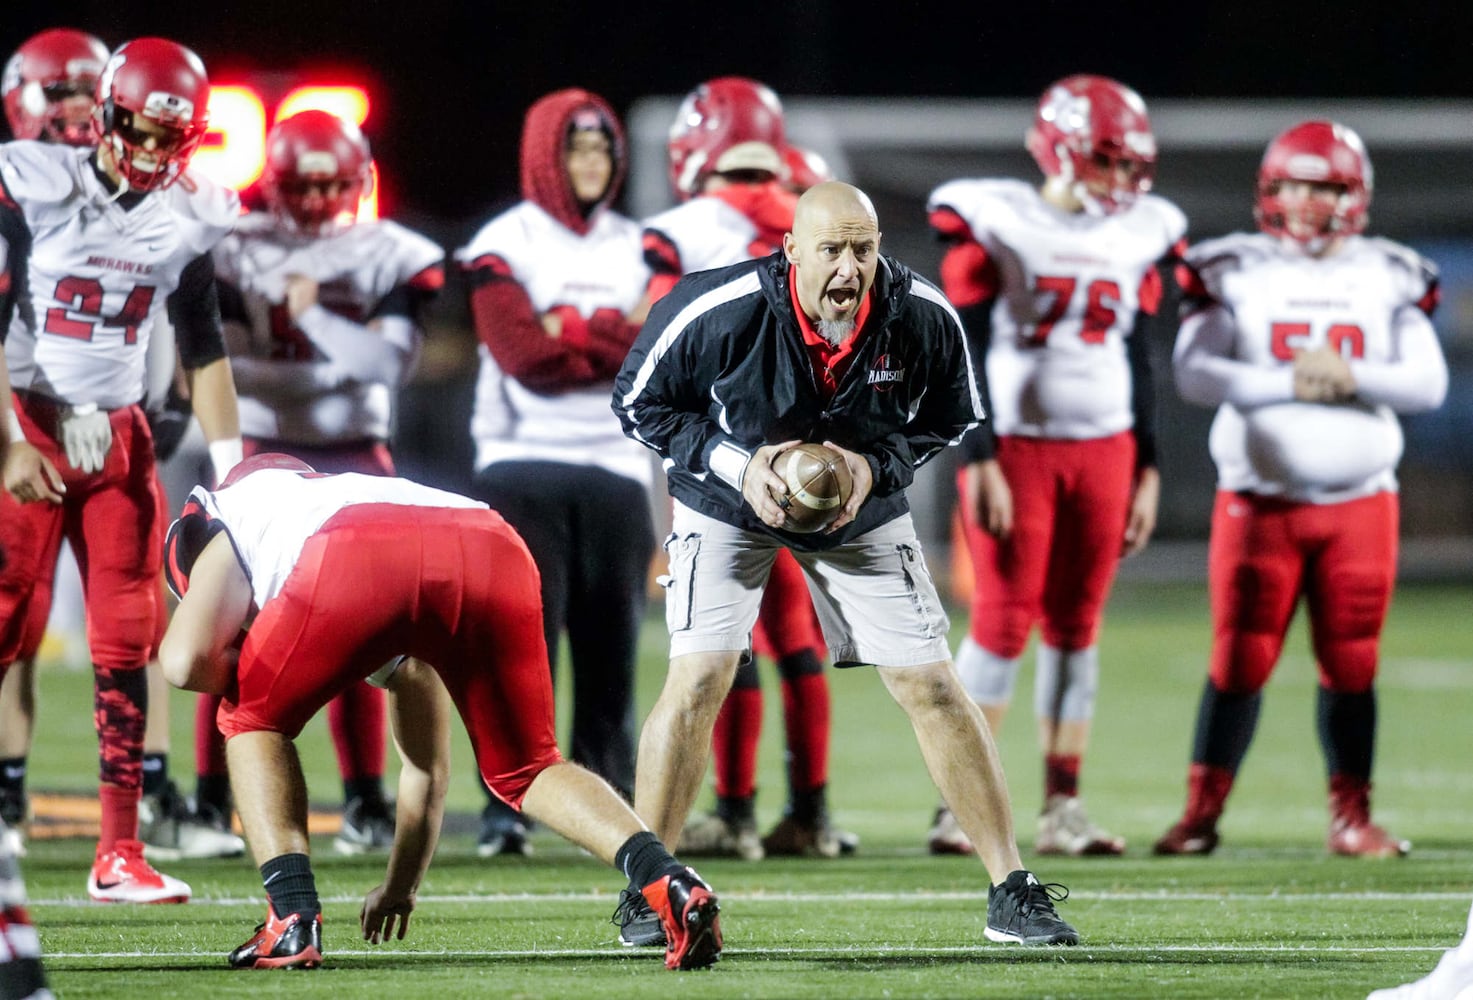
left=783, top=144, right=834, bottom=193
left=2, top=28, right=109, bottom=145
left=1025, top=74, right=1157, bottom=215
left=94, top=37, right=210, bottom=193
left=220, top=452, right=316, bottom=488
left=1256, top=120, right=1372, bottom=247
left=668, top=76, right=786, bottom=199
left=263, top=110, right=373, bottom=235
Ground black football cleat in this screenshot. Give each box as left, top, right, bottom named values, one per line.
left=228, top=909, right=323, bottom=969
left=641, top=867, right=722, bottom=971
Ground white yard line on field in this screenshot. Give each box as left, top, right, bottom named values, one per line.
left=43, top=943, right=1455, bottom=960
left=27, top=889, right=1473, bottom=907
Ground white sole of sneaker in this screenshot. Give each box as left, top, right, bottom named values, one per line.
left=984, top=926, right=1079, bottom=946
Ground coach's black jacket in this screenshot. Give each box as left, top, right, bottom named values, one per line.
left=613, top=250, right=985, bottom=551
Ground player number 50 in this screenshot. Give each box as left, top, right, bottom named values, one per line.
left=1269, top=321, right=1366, bottom=360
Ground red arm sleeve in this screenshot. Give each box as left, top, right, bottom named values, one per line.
left=642, top=229, right=683, bottom=304
left=928, top=207, right=999, bottom=308
left=463, top=253, right=603, bottom=393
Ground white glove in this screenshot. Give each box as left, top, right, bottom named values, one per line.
left=60, top=404, right=112, bottom=474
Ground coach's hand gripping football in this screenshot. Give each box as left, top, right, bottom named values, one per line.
left=744, top=439, right=869, bottom=533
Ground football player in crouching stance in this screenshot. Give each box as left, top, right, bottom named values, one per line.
left=157, top=454, right=722, bottom=971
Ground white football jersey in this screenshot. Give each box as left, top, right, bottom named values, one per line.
left=456, top=200, right=652, bottom=486
left=642, top=196, right=773, bottom=275
left=927, top=178, right=1186, bottom=440
left=1, top=141, right=238, bottom=408
left=213, top=212, right=443, bottom=443
left=190, top=469, right=485, bottom=610
left=1179, top=232, right=1444, bottom=502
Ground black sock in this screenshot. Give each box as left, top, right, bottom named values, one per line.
left=344, top=777, right=386, bottom=807
left=615, top=832, right=685, bottom=889
left=1317, top=686, right=1376, bottom=778
left=261, top=853, right=319, bottom=920
left=776, top=648, right=823, bottom=681
left=1191, top=679, right=1262, bottom=771
left=141, top=753, right=169, bottom=797
left=196, top=774, right=232, bottom=816
left=0, top=758, right=26, bottom=797
left=716, top=794, right=755, bottom=825
left=787, top=782, right=828, bottom=825
left=732, top=657, right=760, bottom=690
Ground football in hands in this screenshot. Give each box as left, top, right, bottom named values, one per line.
left=776, top=443, right=853, bottom=533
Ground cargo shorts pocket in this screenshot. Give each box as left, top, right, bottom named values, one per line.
left=658, top=532, right=702, bottom=633
left=896, top=542, right=945, bottom=641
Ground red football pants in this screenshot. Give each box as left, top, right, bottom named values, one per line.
left=960, top=432, right=1135, bottom=657
left=217, top=504, right=563, bottom=807
left=232, top=436, right=393, bottom=781
left=1208, top=489, right=1398, bottom=695
left=0, top=398, right=160, bottom=673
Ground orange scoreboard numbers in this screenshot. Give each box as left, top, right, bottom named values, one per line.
left=194, top=82, right=379, bottom=221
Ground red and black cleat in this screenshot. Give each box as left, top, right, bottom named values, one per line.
left=641, top=867, right=722, bottom=971
left=228, top=909, right=323, bottom=970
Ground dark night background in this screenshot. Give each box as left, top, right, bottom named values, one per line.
left=10, top=2, right=1473, bottom=225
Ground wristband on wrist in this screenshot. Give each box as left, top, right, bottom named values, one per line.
left=208, top=437, right=244, bottom=485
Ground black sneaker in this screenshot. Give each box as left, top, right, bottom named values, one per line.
left=985, top=870, right=1079, bottom=946
left=477, top=803, right=532, bottom=858
left=0, top=789, right=25, bottom=829
left=612, top=884, right=666, bottom=947
left=333, top=797, right=394, bottom=855
left=139, top=779, right=246, bottom=861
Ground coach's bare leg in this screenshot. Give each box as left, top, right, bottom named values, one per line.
left=520, top=762, right=651, bottom=864
left=226, top=731, right=310, bottom=863
left=633, top=650, right=743, bottom=845
left=879, top=659, right=1024, bottom=882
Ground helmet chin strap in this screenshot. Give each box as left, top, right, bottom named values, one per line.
left=94, top=138, right=131, bottom=205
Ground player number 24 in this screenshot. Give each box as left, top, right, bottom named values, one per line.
left=43, top=278, right=157, bottom=345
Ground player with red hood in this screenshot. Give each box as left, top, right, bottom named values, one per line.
left=456, top=89, right=653, bottom=861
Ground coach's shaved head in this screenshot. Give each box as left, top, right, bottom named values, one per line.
left=783, top=182, right=882, bottom=344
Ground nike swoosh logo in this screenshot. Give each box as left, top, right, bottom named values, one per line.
left=94, top=876, right=123, bottom=889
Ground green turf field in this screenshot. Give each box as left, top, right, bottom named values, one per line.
left=15, top=579, right=1473, bottom=998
